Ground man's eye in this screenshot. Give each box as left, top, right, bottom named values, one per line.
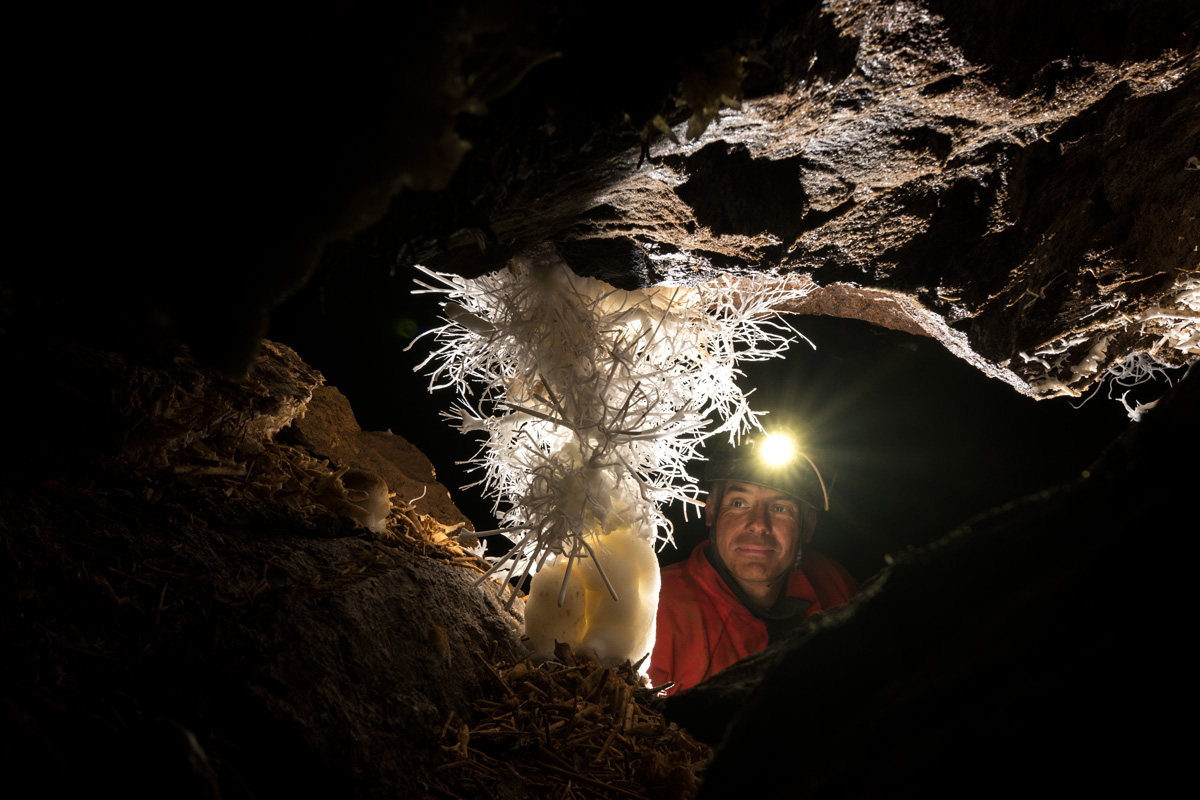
left=772, top=504, right=797, bottom=515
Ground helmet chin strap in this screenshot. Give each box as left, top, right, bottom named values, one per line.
left=703, top=540, right=811, bottom=619
left=801, top=451, right=831, bottom=511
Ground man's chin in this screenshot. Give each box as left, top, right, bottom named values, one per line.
left=728, top=560, right=783, bottom=583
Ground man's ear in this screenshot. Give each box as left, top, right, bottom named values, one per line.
left=801, top=511, right=818, bottom=545
left=704, top=499, right=715, bottom=527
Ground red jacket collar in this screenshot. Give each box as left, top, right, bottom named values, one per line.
left=687, top=540, right=826, bottom=616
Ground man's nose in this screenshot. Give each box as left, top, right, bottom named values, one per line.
left=745, top=501, right=769, bottom=532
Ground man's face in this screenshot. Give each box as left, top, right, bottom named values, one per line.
left=709, top=481, right=808, bottom=587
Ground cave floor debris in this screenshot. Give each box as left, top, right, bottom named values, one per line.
left=432, top=643, right=710, bottom=800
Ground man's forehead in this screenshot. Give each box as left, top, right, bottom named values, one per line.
left=722, top=481, right=800, bottom=503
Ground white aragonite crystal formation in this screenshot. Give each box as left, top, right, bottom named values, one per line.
left=411, top=247, right=813, bottom=667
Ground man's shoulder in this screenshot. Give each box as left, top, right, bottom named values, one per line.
left=661, top=557, right=691, bottom=577
left=660, top=541, right=711, bottom=584
left=659, top=542, right=732, bottom=608
left=800, top=547, right=851, bottom=577
left=660, top=554, right=699, bottom=592
left=796, top=547, right=859, bottom=599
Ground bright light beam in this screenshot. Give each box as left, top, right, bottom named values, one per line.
left=760, top=432, right=796, bottom=466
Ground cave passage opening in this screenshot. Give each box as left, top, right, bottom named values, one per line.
left=268, top=265, right=1144, bottom=586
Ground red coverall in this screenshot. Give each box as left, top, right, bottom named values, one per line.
left=648, top=539, right=858, bottom=694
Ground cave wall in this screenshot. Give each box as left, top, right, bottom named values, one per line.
left=0, top=341, right=526, bottom=797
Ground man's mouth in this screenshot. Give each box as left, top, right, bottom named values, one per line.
left=735, top=545, right=776, bottom=556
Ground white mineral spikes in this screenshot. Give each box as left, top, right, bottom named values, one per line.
left=411, top=246, right=812, bottom=668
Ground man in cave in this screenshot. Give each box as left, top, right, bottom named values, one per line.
left=648, top=432, right=858, bottom=694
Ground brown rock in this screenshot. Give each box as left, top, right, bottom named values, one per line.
left=286, top=383, right=472, bottom=529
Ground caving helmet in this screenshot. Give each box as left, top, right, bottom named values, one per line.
left=704, top=430, right=832, bottom=514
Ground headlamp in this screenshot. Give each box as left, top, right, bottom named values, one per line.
left=759, top=432, right=796, bottom=466
left=704, top=429, right=831, bottom=511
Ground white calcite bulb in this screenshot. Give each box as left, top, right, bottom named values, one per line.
left=525, top=523, right=661, bottom=667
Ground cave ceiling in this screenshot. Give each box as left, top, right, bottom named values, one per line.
left=15, top=1, right=1194, bottom=399
left=374, top=0, right=1199, bottom=400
